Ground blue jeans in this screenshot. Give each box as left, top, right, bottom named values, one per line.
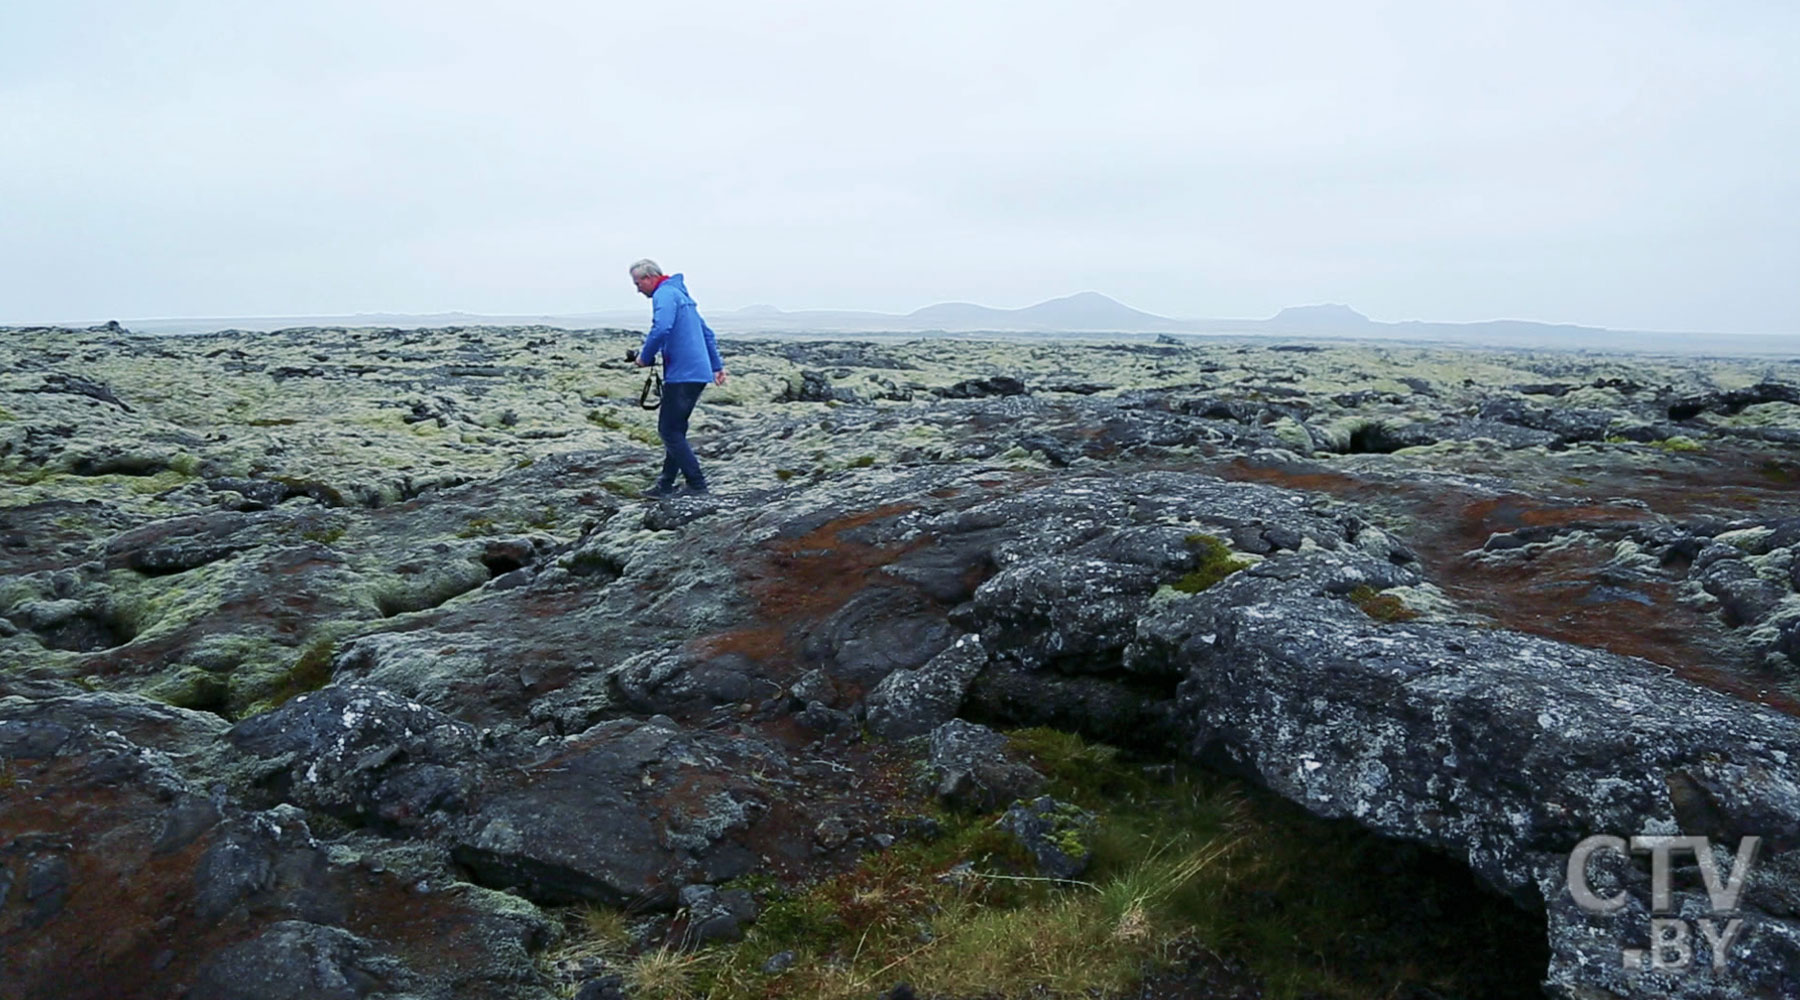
left=657, top=381, right=707, bottom=488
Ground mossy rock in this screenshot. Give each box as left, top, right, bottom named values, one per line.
left=1173, top=534, right=1249, bottom=593
left=231, top=638, right=337, bottom=717
left=142, top=664, right=230, bottom=712
left=1349, top=584, right=1420, bottom=623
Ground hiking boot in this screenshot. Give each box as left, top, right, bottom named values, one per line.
left=640, top=480, right=679, bottom=500
left=677, top=482, right=710, bottom=497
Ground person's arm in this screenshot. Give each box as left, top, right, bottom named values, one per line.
left=701, top=317, right=727, bottom=384
left=638, top=286, right=675, bottom=364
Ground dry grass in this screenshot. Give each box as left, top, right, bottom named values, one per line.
left=554, top=728, right=1544, bottom=1000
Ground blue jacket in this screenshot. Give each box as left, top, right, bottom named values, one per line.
left=639, top=274, right=723, bottom=384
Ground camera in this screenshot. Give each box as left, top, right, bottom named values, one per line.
left=625, top=348, right=639, bottom=363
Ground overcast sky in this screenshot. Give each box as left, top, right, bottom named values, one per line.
left=3, top=1, right=1796, bottom=333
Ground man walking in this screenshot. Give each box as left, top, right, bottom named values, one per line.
left=630, top=258, right=728, bottom=497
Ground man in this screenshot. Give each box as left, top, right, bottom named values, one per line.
left=630, top=258, right=728, bottom=497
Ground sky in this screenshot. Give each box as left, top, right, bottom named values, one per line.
left=2, top=1, right=1796, bottom=334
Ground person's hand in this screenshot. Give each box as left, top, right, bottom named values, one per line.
left=635, top=356, right=651, bottom=368
left=714, top=369, right=729, bottom=386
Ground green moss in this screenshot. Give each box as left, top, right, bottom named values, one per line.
left=1653, top=435, right=1703, bottom=452
left=848, top=455, right=877, bottom=468
left=0, top=404, right=14, bottom=422
left=244, top=417, right=300, bottom=427
left=300, top=521, right=347, bottom=545
left=1006, top=727, right=1148, bottom=806
left=142, top=665, right=229, bottom=711
left=1172, top=534, right=1249, bottom=593
left=746, top=888, right=841, bottom=951
left=587, top=407, right=661, bottom=446
left=270, top=476, right=347, bottom=507
left=774, top=469, right=798, bottom=481
left=721, top=871, right=780, bottom=895
left=0, top=461, right=52, bottom=486
left=129, top=468, right=199, bottom=495
left=1758, top=460, right=1799, bottom=484
left=239, top=638, right=338, bottom=717
left=1051, top=824, right=1088, bottom=859
left=457, top=517, right=498, bottom=538
left=1349, top=584, right=1420, bottom=623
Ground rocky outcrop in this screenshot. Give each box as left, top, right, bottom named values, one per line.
left=0, top=696, right=550, bottom=1000
left=1153, top=546, right=1800, bottom=999
left=231, top=684, right=481, bottom=834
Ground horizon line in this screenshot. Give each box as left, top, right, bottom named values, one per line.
left=8, top=295, right=1798, bottom=339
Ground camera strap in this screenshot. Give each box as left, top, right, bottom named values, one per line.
left=638, top=370, right=663, bottom=410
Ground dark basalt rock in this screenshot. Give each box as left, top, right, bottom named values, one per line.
left=935, top=473, right=1355, bottom=675
left=955, top=556, right=1168, bottom=673
left=1668, top=381, right=1800, bottom=421
left=803, top=586, right=958, bottom=689
left=779, top=369, right=862, bottom=403
left=1, top=691, right=229, bottom=764
left=675, top=883, right=759, bottom=948
left=450, top=717, right=804, bottom=908
left=865, top=633, right=988, bottom=740
left=102, top=510, right=269, bottom=574
left=26, top=372, right=135, bottom=412
left=187, top=920, right=404, bottom=1000
left=999, top=796, right=1097, bottom=880
left=936, top=375, right=1028, bottom=399
left=231, top=684, right=480, bottom=834
left=922, top=719, right=1046, bottom=812
left=607, top=647, right=759, bottom=717
left=1155, top=547, right=1800, bottom=1000
left=0, top=707, right=548, bottom=1000
left=1476, top=396, right=1617, bottom=444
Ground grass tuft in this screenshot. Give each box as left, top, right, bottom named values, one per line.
left=624, top=945, right=709, bottom=998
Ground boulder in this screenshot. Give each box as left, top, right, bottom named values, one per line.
left=865, top=633, right=988, bottom=740
left=230, top=683, right=480, bottom=834
left=998, top=796, right=1098, bottom=880
left=922, top=720, right=1046, bottom=812
left=1164, top=549, right=1800, bottom=1000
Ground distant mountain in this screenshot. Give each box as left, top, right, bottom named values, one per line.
left=111, top=296, right=1797, bottom=356
left=1267, top=304, right=1374, bottom=331
left=901, top=291, right=1170, bottom=332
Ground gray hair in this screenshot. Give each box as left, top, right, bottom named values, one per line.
left=628, top=258, right=663, bottom=280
